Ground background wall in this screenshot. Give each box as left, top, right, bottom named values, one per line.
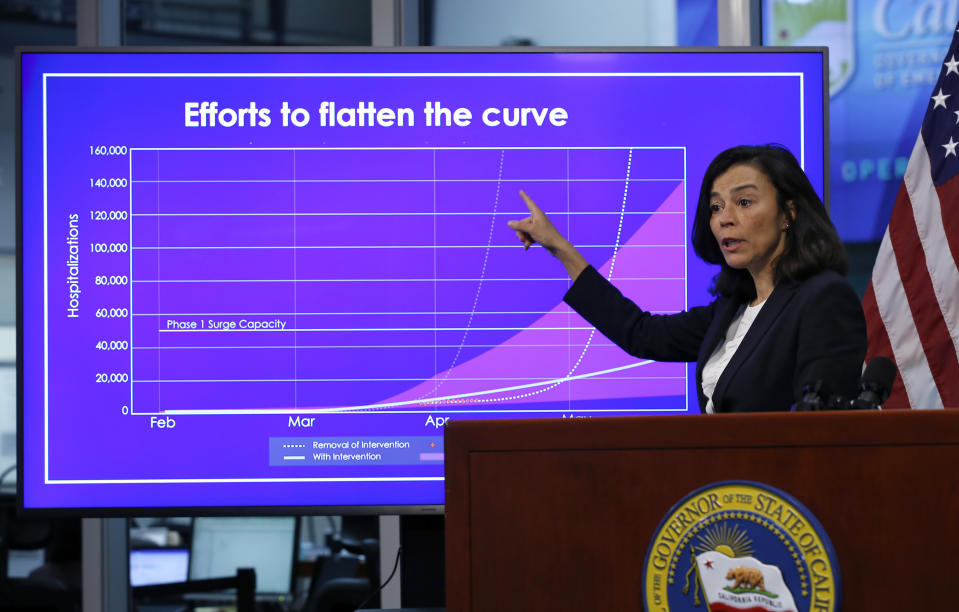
left=431, top=0, right=676, bottom=46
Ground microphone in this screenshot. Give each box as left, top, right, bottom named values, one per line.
left=848, top=357, right=898, bottom=410
left=791, top=379, right=831, bottom=412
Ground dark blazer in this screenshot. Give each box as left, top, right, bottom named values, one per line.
left=564, top=266, right=867, bottom=413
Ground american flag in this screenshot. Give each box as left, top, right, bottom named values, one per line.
left=862, top=24, right=959, bottom=409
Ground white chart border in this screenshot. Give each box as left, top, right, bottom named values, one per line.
left=40, top=70, right=808, bottom=485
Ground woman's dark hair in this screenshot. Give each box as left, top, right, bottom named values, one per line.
left=690, top=144, right=847, bottom=300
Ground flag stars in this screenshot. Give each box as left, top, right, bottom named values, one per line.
left=946, top=55, right=959, bottom=76
left=932, top=88, right=951, bottom=109
left=943, top=136, right=959, bottom=157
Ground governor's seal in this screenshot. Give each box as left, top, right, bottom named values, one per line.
left=642, top=481, right=841, bottom=612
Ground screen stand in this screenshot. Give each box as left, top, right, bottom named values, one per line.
left=81, top=518, right=129, bottom=612
left=379, top=515, right=401, bottom=607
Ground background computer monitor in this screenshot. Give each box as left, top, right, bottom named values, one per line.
left=188, top=516, right=298, bottom=596
left=129, top=548, right=190, bottom=587
left=17, top=47, right=827, bottom=513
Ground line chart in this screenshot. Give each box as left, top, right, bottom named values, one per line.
left=128, top=146, right=688, bottom=415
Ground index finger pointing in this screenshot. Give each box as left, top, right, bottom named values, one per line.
left=519, top=190, right=542, bottom=215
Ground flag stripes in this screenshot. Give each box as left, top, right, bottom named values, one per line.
left=862, top=284, right=910, bottom=408
left=864, top=26, right=959, bottom=409
left=867, top=224, right=944, bottom=409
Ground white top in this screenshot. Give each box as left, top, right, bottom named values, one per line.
left=701, top=300, right=765, bottom=413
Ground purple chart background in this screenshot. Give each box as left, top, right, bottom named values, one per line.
left=17, top=51, right=825, bottom=509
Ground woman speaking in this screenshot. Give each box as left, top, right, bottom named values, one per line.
left=508, top=145, right=867, bottom=413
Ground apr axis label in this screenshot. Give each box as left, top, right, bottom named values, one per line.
left=643, top=481, right=841, bottom=612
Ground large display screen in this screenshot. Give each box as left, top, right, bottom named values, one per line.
left=18, top=48, right=825, bottom=512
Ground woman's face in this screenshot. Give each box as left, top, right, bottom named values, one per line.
left=708, top=163, right=792, bottom=280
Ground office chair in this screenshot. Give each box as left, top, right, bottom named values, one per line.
left=301, top=519, right=380, bottom=612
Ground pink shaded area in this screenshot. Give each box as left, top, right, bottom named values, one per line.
left=658, top=184, right=686, bottom=211
left=376, top=182, right=688, bottom=409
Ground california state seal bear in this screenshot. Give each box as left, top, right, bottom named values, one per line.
left=726, top=566, right=765, bottom=591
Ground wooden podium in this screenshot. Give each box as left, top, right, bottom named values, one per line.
left=444, top=410, right=959, bottom=611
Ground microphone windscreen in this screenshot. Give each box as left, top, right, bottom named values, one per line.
left=862, top=356, right=898, bottom=390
